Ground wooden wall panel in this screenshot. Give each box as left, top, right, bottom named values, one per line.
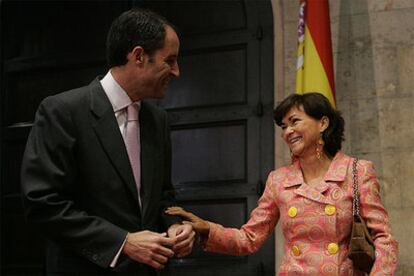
left=1, top=1, right=130, bottom=274
left=4, top=65, right=106, bottom=125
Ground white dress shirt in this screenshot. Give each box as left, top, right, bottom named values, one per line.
left=100, top=71, right=141, bottom=268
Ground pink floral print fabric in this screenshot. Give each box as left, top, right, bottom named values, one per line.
left=204, top=152, right=398, bottom=275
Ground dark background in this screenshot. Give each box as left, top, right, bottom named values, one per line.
left=0, top=1, right=275, bottom=275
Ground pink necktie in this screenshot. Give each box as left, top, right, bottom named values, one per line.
left=125, top=103, right=141, bottom=208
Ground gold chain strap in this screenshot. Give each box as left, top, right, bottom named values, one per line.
left=352, top=158, right=360, bottom=216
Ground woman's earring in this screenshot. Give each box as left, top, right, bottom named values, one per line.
left=316, top=133, right=325, bottom=160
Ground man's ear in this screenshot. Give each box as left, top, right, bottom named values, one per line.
left=128, top=46, right=145, bottom=65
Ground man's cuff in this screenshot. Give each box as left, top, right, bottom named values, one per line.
left=109, top=235, right=127, bottom=268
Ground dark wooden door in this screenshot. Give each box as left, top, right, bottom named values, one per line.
left=0, top=2, right=131, bottom=274
left=139, top=1, right=275, bottom=275
left=1, top=1, right=274, bottom=275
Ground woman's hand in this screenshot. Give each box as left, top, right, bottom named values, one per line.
left=165, top=206, right=210, bottom=236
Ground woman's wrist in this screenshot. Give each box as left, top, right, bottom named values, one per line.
left=199, top=220, right=210, bottom=236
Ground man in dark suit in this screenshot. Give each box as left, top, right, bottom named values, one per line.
left=20, top=8, right=194, bottom=275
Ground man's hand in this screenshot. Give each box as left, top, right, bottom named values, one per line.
left=122, top=230, right=175, bottom=270
left=167, top=223, right=195, bottom=258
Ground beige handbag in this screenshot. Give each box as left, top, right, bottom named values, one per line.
left=348, top=158, right=375, bottom=274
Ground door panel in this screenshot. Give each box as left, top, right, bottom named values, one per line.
left=140, top=0, right=248, bottom=35
left=163, top=46, right=247, bottom=109
left=171, top=122, right=247, bottom=185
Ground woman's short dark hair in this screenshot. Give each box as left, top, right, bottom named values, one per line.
left=106, top=8, right=175, bottom=68
left=273, top=93, right=345, bottom=157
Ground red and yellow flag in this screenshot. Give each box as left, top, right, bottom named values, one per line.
left=296, top=0, right=336, bottom=107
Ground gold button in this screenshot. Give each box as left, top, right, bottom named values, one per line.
left=327, top=242, right=339, bottom=254
left=291, top=245, right=301, bottom=256
left=288, top=206, right=298, bottom=218
left=325, top=205, right=336, bottom=216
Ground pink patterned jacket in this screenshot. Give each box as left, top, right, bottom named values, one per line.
left=204, top=152, right=398, bottom=275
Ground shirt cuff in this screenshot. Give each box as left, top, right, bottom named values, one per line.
left=110, top=235, right=127, bottom=268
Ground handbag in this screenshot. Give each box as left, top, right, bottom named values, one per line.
left=348, top=158, right=375, bottom=274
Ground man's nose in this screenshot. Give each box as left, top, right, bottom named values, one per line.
left=171, top=62, right=180, bottom=78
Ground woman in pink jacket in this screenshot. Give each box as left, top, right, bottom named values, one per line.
left=166, top=93, right=398, bottom=275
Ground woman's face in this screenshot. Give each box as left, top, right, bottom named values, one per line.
left=281, top=105, right=328, bottom=159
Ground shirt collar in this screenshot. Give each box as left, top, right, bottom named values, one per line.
left=100, top=70, right=140, bottom=112
left=283, top=151, right=351, bottom=188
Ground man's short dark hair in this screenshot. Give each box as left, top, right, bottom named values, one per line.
left=273, top=93, right=345, bottom=158
left=106, top=8, right=175, bottom=68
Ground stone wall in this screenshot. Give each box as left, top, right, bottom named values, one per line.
left=272, top=0, right=414, bottom=274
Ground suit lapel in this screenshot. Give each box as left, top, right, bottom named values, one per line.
left=294, top=182, right=334, bottom=204
left=89, top=79, right=140, bottom=206
left=285, top=158, right=334, bottom=204
left=289, top=152, right=350, bottom=205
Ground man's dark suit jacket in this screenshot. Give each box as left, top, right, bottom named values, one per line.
left=20, top=78, right=180, bottom=275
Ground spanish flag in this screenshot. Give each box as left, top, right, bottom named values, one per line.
left=296, top=0, right=336, bottom=107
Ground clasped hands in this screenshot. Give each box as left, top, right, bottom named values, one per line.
left=165, top=206, right=210, bottom=236
left=122, top=222, right=195, bottom=270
